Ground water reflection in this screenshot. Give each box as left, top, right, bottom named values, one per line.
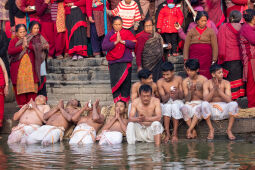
left=1, top=136, right=255, bottom=169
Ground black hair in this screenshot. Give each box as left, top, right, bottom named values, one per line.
left=138, top=69, right=152, bottom=80
left=243, top=9, right=255, bottom=23
left=116, top=100, right=127, bottom=107
left=195, top=11, right=209, bottom=23
left=161, top=62, right=174, bottom=72
left=229, top=10, right=242, bottom=23
left=15, top=24, right=27, bottom=33
left=29, top=21, right=41, bottom=32
left=139, top=84, right=152, bottom=95
left=210, top=64, right=222, bottom=74
left=144, top=17, right=154, bottom=26
left=185, top=59, right=200, bottom=71
left=77, top=100, right=81, bottom=107
left=112, top=16, right=123, bottom=24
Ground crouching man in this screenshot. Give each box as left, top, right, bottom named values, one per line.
left=201, top=64, right=239, bottom=140
left=8, top=96, right=50, bottom=144
left=27, top=99, right=80, bottom=145
left=69, top=99, right=105, bottom=145
left=97, top=100, right=128, bottom=145
left=127, top=84, right=163, bottom=146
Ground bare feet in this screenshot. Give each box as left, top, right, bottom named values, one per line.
left=186, top=129, right=192, bottom=139
left=207, top=129, right=214, bottom=140
left=227, top=130, right=236, bottom=140
left=192, top=130, right=197, bottom=139
left=171, top=135, right=178, bottom=143
left=163, top=135, right=170, bottom=144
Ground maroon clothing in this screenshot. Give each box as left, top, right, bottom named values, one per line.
left=0, top=66, right=5, bottom=127
left=8, top=37, right=39, bottom=85
left=203, top=0, right=224, bottom=27
left=20, top=0, right=38, bottom=19
left=135, top=31, right=150, bottom=67
left=218, top=23, right=242, bottom=64
left=64, top=0, right=92, bottom=17
left=35, top=0, right=52, bottom=22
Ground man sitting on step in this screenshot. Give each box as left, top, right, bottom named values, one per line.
left=27, top=99, right=80, bottom=145
left=96, top=100, right=128, bottom=145
left=8, top=95, right=50, bottom=144
left=69, top=99, right=105, bottom=145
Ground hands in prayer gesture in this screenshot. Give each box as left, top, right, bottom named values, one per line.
left=115, top=32, right=125, bottom=45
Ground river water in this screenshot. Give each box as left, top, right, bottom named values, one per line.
left=0, top=135, right=255, bottom=169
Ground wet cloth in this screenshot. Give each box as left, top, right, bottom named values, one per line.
left=27, top=125, right=65, bottom=144
left=181, top=100, right=202, bottom=121
left=69, top=123, right=96, bottom=145
left=126, top=121, right=163, bottom=144
left=162, top=99, right=184, bottom=120
left=98, top=130, right=123, bottom=145
left=200, top=101, right=239, bottom=120
left=8, top=123, right=40, bottom=144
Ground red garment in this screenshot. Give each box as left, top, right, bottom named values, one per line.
left=8, top=37, right=39, bottom=85
left=41, top=21, right=66, bottom=56
left=196, top=26, right=207, bottom=35
left=13, top=85, right=37, bottom=107
left=157, top=6, right=184, bottom=33
left=106, top=29, right=136, bottom=61
left=204, top=0, right=225, bottom=27
left=135, top=31, right=151, bottom=67
left=247, top=61, right=255, bottom=108
left=0, top=66, right=5, bottom=127
left=20, top=0, right=38, bottom=18
left=64, top=0, right=92, bottom=17
left=35, top=0, right=51, bottom=22
left=227, top=0, right=248, bottom=20
left=218, top=23, right=242, bottom=64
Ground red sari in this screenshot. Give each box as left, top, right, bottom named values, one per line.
left=0, top=66, right=5, bottom=127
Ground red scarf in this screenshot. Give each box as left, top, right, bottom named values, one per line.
left=106, top=29, right=136, bottom=61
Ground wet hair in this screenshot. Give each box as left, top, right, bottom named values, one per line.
left=116, top=100, right=126, bottom=107
left=29, top=21, right=41, bottom=32
left=195, top=11, right=209, bottom=23
left=243, top=9, right=255, bottom=23
left=229, top=10, right=242, bottom=23
left=138, top=69, right=152, bottom=80
left=144, top=17, right=154, bottom=26
left=139, top=84, right=152, bottom=95
left=112, top=16, right=123, bottom=24
left=185, top=59, right=200, bottom=71
left=15, top=24, right=27, bottom=32
left=210, top=64, right=222, bottom=74
left=161, top=62, right=174, bottom=72
left=77, top=100, right=81, bottom=107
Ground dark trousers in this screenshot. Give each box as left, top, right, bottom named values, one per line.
left=90, top=22, right=104, bottom=54
left=163, top=33, right=178, bottom=53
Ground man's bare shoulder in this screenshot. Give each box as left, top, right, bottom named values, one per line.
left=132, top=98, right=140, bottom=105
left=152, top=82, right=158, bottom=88
left=183, top=77, right=189, bottom=84
left=222, top=79, right=231, bottom=86
left=132, top=82, right=141, bottom=88
left=157, top=78, right=165, bottom=85
left=151, top=97, right=160, bottom=104
left=198, top=75, right=208, bottom=82
left=175, top=75, right=183, bottom=81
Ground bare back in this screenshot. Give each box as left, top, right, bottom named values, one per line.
left=19, top=105, right=50, bottom=125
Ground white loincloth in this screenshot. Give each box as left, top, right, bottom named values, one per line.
left=201, top=101, right=239, bottom=120
left=126, top=121, right=164, bottom=144
left=181, top=100, right=202, bottom=121
left=98, top=130, right=123, bottom=145
left=7, top=123, right=40, bottom=144
left=162, top=99, right=184, bottom=119
left=69, top=123, right=96, bottom=145
left=27, top=125, right=65, bottom=145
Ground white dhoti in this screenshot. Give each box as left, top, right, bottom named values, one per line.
left=201, top=101, right=239, bottom=120
left=162, top=99, right=184, bottom=119
left=181, top=101, right=202, bottom=121
left=98, top=130, right=123, bottom=145
left=27, top=125, right=65, bottom=145
left=69, top=123, right=96, bottom=145
left=7, top=123, right=40, bottom=144
left=126, top=121, right=164, bottom=144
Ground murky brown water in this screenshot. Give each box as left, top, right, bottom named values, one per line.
left=0, top=135, right=255, bottom=169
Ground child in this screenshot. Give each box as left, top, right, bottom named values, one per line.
left=157, top=0, right=184, bottom=56
left=108, top=0, right=141, bottom=35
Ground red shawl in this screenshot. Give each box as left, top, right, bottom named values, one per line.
left=106, top=29, right=136, bottom=61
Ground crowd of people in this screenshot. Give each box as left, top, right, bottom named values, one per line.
left=0, top=0, right=254, bottom=145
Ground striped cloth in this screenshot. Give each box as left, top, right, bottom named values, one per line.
left=111, top=0, right=141, bottom=29
left=51, top=2, right=58, bottom=21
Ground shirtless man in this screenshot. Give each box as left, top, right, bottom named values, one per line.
left=201, top=64, right=238, bottom=140
left=69, top=99, right=105, bottom=145
left=97, top=100, right=128, bottom=145
left=127, top=84, right=163, bottom=146
left=157, top=62, right=184, bottom=143
left=181, top=59, right=208, bottom=139
left=7, top=95, right=50, bottom=144
left=27, top=99, right=80, bottom=145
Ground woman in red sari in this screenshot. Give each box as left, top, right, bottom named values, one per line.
left=8, top=24, right=39, bottom=107
left=183, top=11, right=218, bottom=79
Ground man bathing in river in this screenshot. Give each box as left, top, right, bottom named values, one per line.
left=97, top=100, right=128, bottom=145
left=181, top=59, right=208, bottom=139
left=8, top=96, right=50, bottom=144
left=187, top=64, right=238, bottom=140
left=27, top=99, right=80, bottom=145
left=69, top=99, right=105, bottom=145
left=157, top=62, right=184, bottom=143
left=127, top=84, right=163, bottom=146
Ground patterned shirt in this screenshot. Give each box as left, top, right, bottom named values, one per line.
left=0, top=0, right=9, bottom=21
